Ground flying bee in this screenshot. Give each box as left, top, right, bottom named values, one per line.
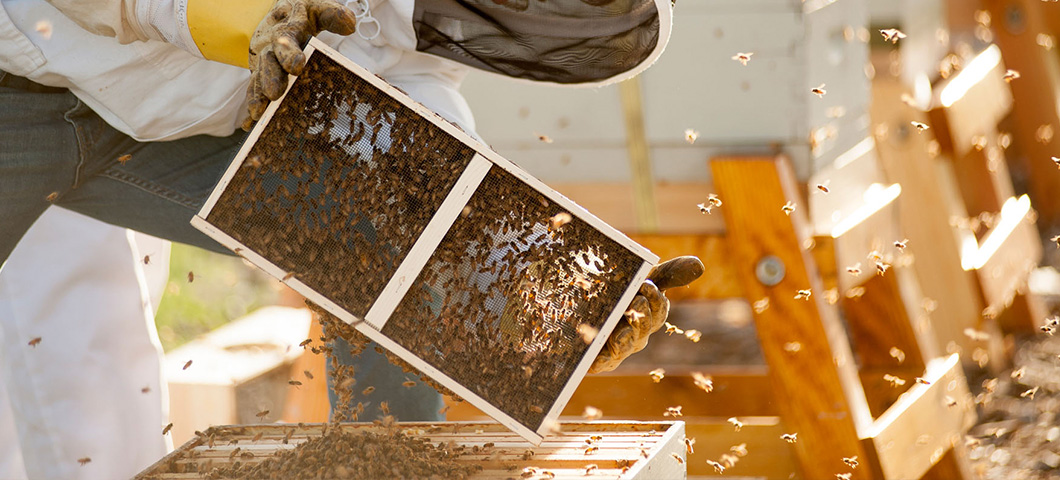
left=141, top=386, right=150, bottom=393
left=1052, top=158, right=1060, bottom=171
left=811, top=84, right=827, bottom=98
left=45, top=192, right=59, bottom=202
left=728, top=417, right=743, bottom=432
left=582, top=406, right=603, bottom=420
left=183, top=360, right=193, bottom=370
left=846, top=263, right=862, bottom=276
left=843, top=455, right=859, bottom=468
left=879, top=28, right=907, bottom=43
left=549, top=212, right=572, bottom=230
left=255, top=409, right=270, bottom=420
left=781, top=433, right=798, bottom=443
left=731, top=52, right=753, bottom=66
left=117, top=154, right=132, bottom=165
left=187, top=271, right=194, bottom=283
left=875, top=261, right=891, bottom=275
left=664, top=406, right=683, bottom=417
left=670, top=453, right=684, bottom=464
left=664, top=322, right=683, bottom=335
left=576, top=323, right=598, bottom=344
left=584, top=446, right=599, bottom=455
left=288, top=380, right=302, bottom=387
left=816, top=182, right=830, bottom=194
left=894, top=239, right=909, bottom=251
left=837, top=474, right=853, bottom=480
left=684, top=437, right=696, bottom=454
left=402, top=380, right=417, bottom=388
left=883, top=374, right=906, bottom=387
left=28, top=337, right=42, bottom=347
left=1003, top=69, right=1021, bottom=83
left=684, top=329, right=702, bottom=343
left=649, top=368, right=665, bottom=383
left=782, top=201, right=796, bottom=215
left=890, top=347, right=906, bottom=363
left=707, top=459, right=726, bottom=473
left=536, top=133, right=553, bottom=143
left=696, top=202, right=713, bottom=215
left=77, top=457, right=91, bottom=466
left=299, top=339, right=312, bottom=348
left=911, top=121, right=930, bottom=132
left=143, top=255, right=151, bottom=265
left=794, top=289, right=812, bottom=300
left=1021, top=386, right=1040, bottom=399
left=304, top=370, right=313, bottom=380
left=915, top=377, right=930, bottom=385
left=684, top=129, right=699, bottom=144
left=693, top=372, right=713, bottom=392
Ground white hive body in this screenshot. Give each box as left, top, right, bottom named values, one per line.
left=192, top=38, right=658, bottom=444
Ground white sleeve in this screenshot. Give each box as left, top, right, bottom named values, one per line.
left=42, top=0, right=199, bottom=56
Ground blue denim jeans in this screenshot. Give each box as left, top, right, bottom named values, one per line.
left=0, top=75, right=442, bottom=422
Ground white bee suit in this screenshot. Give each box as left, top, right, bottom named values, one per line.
left=0, top=208, right=171, bottom=480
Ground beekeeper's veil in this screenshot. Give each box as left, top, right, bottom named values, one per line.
left=412, top=0, right=673, bottom=86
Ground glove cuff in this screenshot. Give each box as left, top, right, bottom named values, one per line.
left=187, top=0, right=275, bottom=68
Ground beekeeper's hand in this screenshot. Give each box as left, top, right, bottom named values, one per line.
left=242, top=0, right=358, bottom=130
left=588, top=256, right=704, bottom=374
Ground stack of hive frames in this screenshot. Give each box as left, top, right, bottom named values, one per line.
left=134, top=421, right=687, bottom=479
left=192, top=38, right=658, bottom=444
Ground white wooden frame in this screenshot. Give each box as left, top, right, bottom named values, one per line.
left=192, top=38, right=658, bottom=445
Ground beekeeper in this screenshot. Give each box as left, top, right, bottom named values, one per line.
left=0, top=0, right=694, bottom=477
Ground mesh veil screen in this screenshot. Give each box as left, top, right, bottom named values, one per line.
left=206, top=53, right=475, bottom=318
left=382, top=167, right=641, bottom=430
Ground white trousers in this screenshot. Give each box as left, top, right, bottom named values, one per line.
left=0, top=208, right=171, bottom=480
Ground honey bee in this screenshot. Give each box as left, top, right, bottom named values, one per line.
left=584, top=446, right=599, bottom=455
left=402, top=380, right=417, bottom=388
left=536, top=133, right=554, bottom=143
left=811, top=84, right=827, bottom=98
left=228, top=447, right=241, bottom=460
left=753, top=297, right=770, bottom=313
left=1038, top=33, right=1055, bottom=50
left=187, top=271, right=194, bottom=283
left=911, top=121, right=930, bottom=132
left=143, top=255, right=151, bottom=265
left=1003, top=69, right=1021, bottom=83
left=255, top=409, right=270, bottom=420
left=1021, top=386, right=1039, bottom=399
left=875, top=261, right=890, bottom=275
left=894, top=239, right=909, bottom=251
left=582, top=406, right=603, bottom=420
left=782, top=201, right=796, bottom=215
left=781, top=433, right=797, bottom=443
left=879, top=28, right=907, bottom=43
left=28, top=337, right=42, bottom=347
left=584, top=464, right=598, bottom=474
left=670, top=453, right=684, bottom=464
left=649, top=368, right=665, bottom=383
left=846, top=263, right=862, bottom=276
left=117, top=154, right=132, bottom=165
left=575, top=324, right=599, bottom=344
left=162, top=423, right=173, bottom=435
left=77, top=457, right=91, bottom=466
left=252, top=431, right=264, bottom=442
left=380, top=401, right=390, bottom=415
left=183, top=360, right=193, bottom=370
left=304, top=370, right=314, bottom=380
left=883, top=374, right=906, bottom=387
left=245, top=156, right=263, bottom=168
left=696, top=202, right=713, bottom=215
left=707, top=459, right=726, bottom=473
left=663, top=405, right=683, bottom=417
left=684, top=437, right=695, bottom=454
left=794, top=289, right=812, bottom=300
left=730, top=443, right=748, bottom=456
left=141, top=386, right=150, bottom=394
left=1039, top=124, right=1054, bottom=144
left=783, top=342, right=802, bottom=353
left=684, top=329, right=702, bottom=343
left=45, top=192, right=59, bottom=202
left=299, top=339, right=312, bottom=348
left=693, top=372, right=713, bottom=392
left=963, top=328, right=990, bottom=341
left=549, top=212, right=572, bottom=230
left=944, top=395, right=958, bottom=407
left=836, top=474, right=853, bottom=480
left=684, top=129, right=699, bottom=144
left=731, top=52, right=753, bottom=66
left=663, top=322, right=683, bottom=335
left=529, top=405, right=544, bottom=413
left=843, top=455, right=859, bottom=468
left=889, top=347, right=906, bottom=363
left=728, top=417, right=743, bottom=432
left=1053, top=159, right=1060, bottom=171
left=282, top=272, right=295, bottom=281
left=915, top=377, right=930, bottom=385
left=288, top=380, right=302, bottom=387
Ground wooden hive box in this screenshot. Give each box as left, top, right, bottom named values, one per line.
left=191, top=38, right=658, bottom=444
left=134, top=421, right=686, bottom=479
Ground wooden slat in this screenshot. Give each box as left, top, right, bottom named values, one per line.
left=549, top=182, right=726, bottom=235
left=870, top=76, right=989, bottom=363
left=710, top=156, right=872, bottom=480
left=928, top=45, right=1013, bottom=159
left=843, top=268, right=929, bottom=369
left=862, top=354, right=976, bottom=480
left=618, top=77, right=659, bottom=232
left=984, top=0, right=1060, bottom=226
left=973, top=196, right=1044, bottom=327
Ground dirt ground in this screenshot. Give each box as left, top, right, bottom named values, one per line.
left=966, top=331, right=1060, bottom=479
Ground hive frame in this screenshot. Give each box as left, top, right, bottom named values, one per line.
left=192, top=38, right=658, bottom=444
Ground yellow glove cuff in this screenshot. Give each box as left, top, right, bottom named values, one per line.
left=187, top=0, right=275, bottom=68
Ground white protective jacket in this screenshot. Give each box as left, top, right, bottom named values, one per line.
left=0, top=0, right=670, bottom=142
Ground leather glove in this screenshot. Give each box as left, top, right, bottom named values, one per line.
left=242, top=0, right=358, bottom=130
left=588, top=256, right=704, bottom=374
